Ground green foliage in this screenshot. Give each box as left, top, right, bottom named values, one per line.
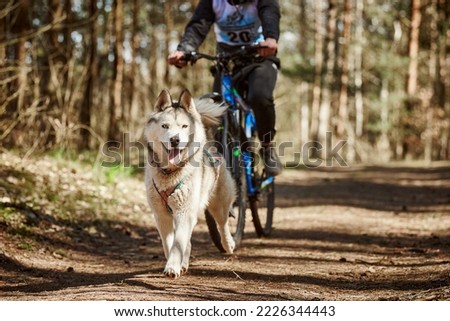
left=0, top=206, right=22, bottom=227
left=18, top=242, right=34, bottom=251
left=48, top=149, right=99, bottom=167
left=0, top=204, right=34, bottom=249
left=101, top=164, right=137, bottom=184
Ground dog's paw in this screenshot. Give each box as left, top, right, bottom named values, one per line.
left=163, top=266, right=181, bottom=279
left=222, top=237, right=235, bottom=254
left=163, top=263, right=183, bottom=279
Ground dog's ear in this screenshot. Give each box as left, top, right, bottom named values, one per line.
left=178, top=89, right=196, bottom=113
left=155, top=89, right=173, bottom=111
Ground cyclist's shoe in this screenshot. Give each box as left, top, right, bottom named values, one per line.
left=260, top=142, right=282, bottom=176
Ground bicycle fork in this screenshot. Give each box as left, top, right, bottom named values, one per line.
left=242, top=111, right=275, bottom=197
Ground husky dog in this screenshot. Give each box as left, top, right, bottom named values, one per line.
left=144, top=89, right=236, bottom=278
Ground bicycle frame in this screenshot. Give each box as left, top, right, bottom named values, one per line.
left=220, top=71, right=274, bottom=197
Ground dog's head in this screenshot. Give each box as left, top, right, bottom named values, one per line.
left=145, top=89, right=204, bottom=168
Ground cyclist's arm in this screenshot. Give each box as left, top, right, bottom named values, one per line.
left=257, top=0, right=281, bottom=43
left=177, top=0, right=215, bottom=53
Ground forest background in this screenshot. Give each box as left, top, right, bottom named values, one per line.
left=1, top=0, right=449, bottom=166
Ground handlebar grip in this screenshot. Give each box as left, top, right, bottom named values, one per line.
left=181, top=52, right=199, bottom=64
left=181, top=52, right=191, bottom=61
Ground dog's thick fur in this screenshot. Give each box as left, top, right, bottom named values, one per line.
left=144, top=89, right=236, bottom=278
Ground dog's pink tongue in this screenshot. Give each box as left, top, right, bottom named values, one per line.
left=168, top=148, right=180, bottom=164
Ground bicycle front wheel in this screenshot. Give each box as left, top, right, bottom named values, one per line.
left=249, top=149, right=275, bottom=237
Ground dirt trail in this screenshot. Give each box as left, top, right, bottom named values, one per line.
left=1, top=164, right=450, bottom=300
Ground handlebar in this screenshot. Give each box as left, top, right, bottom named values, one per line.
left=182, top=45, right=266, bottom=64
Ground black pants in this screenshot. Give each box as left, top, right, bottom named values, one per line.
left=246, top=59, right=278, bottom=143
left=213, top=58, right=279, bottom=144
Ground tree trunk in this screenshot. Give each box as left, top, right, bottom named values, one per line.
left=298, top=0, right=309, bottom=145
left=354, top=0, right=364, bottom=138
left=310, top=0, right=323, bottom=144
left=80, top=0, right=98, bottom=149
left=406, top=0, right=422, bottom=96
left=337, top=0, right=352, bottom=138
left=377, top=79, right=391, bottom=162
left=128, top=0, right=139, bottom=136
left=0, top=3, right=6, bottom=111
left=402, top=0, right=422, bottom=159
left=48, top=0, right=63, bottom=59
left=45, top=0, right=63, bottom=112
left=0, top=3, right=4, bottom=60
left=298, top=0, right=307, bottom=58
left=11, top=0, right=31, bottom=114
left=108, top=0, right=125, bottom=143
left=300, top=82, right=309, bottom=146
left=64, top=0, right=72, bottom=62
left=423, top=0, right=438, bottom=162
left=128, top=0, right=142, bottom=139
left=318, top=0, right=337, bottom=155
left=163, top=0, right=173, bottom=86
left=439, top=0, right=450, bottom=159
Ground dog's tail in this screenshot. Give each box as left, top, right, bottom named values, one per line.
left=194, top=98, right=227, bottom=128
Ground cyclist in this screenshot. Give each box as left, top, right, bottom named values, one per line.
left=168, top=0, right=282, bottom=176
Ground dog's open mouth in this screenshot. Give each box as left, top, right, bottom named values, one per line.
left=168, top=148, right=181, bottom=165
left=162, top=143, right=185, bottom=166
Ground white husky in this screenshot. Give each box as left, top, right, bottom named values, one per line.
left=144, top=89, right=236, bottom=278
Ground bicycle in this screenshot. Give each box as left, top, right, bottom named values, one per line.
left=183, top=46, right=276, bottom=252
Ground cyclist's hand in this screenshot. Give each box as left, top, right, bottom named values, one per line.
left=168, top=51, right=187, bottom=68
left=257, top=38, right=278, bottom=57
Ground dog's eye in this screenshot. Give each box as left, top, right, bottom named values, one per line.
left=162, top=124, right=169, bottom=129
left=181, top=124, right=188, bottom=129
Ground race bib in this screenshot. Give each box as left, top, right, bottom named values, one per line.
left=213, top=0, right=264, bottom=46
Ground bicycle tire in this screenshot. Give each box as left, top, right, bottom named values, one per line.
left=249, top=145, right=275, bottom=237
left=205, top=117, right=246, bottom=252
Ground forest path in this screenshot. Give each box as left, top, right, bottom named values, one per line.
left=1, top=158, right=450, bottom=300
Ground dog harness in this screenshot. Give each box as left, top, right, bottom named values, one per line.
left=204, top=149, right=222, bottom=177
left=152, top=177, right=186, bottom=214
left=152, top=150, right=222, bottom=215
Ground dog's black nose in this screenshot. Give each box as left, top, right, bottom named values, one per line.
left=170, top=136, right=180, bottom=147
